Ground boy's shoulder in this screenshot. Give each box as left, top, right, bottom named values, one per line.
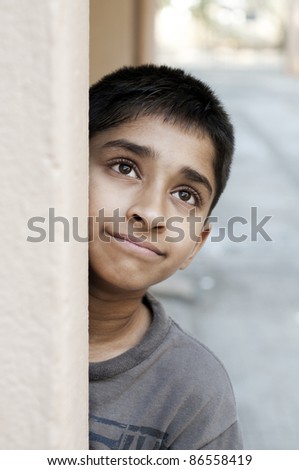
left=171, top=321, right=227, bottom=368
left=167, top=315, right=232, bottom=385
left=145, top=292, right=237, bottom=406
left=143, top=293, right=242, bottom=449
left=148, top=292, right=232, bottom=379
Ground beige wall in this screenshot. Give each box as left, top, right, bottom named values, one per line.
left=135, top=0, right=156, bottom=65
left=0, top=0, right=89, bottom=449
left=90, top=0, right=156, bottom=84
left=287, top=0, right=299, bottom=75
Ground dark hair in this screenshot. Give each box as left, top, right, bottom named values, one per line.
left=89, top=64, right=234, bottom=212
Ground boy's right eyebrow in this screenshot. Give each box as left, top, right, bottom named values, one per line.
left=100, top=139, right=156, bottom=159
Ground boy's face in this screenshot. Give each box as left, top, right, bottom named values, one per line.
left=89, top=116, right=216, bottom=293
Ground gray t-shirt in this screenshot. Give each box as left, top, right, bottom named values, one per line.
left=89, top=293, right=243, bottom=450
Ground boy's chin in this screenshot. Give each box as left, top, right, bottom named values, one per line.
left=89, top=266, right=175, bottom=296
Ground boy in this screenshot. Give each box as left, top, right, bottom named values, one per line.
left=88, top=64, right=243, bottom=450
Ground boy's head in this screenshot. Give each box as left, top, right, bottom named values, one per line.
left=89, top=65, right=234, bottom=292
left=89, top=64, right=234, bottom=213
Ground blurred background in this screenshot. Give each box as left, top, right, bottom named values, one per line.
left=90, top=0, right=299, bottom=449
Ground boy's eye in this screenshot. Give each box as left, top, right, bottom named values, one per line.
left=178, top=190, right=192, bottom=202
left=110, top=160, right=139, bottom=178
left=172, top=189, right=200, bottom=206
left=118, top=163, right=133, bottom=175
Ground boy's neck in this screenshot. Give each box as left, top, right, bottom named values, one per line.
left=89, top=280, right=152, bottom=363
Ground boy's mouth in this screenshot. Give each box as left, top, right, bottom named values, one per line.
left=108, top=232, right=164, bottom=257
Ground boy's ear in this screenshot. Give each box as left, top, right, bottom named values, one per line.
left=179, top=224, right=212, bottom=271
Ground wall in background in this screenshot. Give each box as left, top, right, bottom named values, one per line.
left=90, top=0, right=156, bottom=84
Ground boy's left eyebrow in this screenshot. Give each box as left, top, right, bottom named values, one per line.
left=181, top=166, right=213, bottom=196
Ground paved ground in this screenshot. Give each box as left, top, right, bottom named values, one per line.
left=151, top=58, right=299, bottom=449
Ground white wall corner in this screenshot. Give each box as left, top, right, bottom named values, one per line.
left=0, top=0, right=89, bottom=449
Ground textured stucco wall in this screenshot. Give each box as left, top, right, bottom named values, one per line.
left=0, top=0, right=89, bottom=449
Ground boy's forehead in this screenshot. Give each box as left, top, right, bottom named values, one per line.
left=91, top=115, right=214, bottom=156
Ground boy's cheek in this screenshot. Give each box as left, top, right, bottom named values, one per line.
left=165, top=217, right=205, bottom=244
left=89, top=179, right=127, bottom=215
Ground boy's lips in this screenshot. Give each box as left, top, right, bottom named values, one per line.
left=108, top=232, right=165, bottom=256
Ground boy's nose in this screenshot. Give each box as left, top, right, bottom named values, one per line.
left=126, top=191, right=166, bottom=232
